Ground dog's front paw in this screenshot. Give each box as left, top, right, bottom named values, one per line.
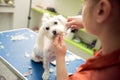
left=42, top=71, right=49, bottom=80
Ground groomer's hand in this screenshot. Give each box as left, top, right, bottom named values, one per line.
left=66, top=15, right=84, bottom=30
left=53, top=34, right=66, bottom=57
left=53, top=34, right=68, bottom=80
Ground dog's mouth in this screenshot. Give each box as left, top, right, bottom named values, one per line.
left=52, top=34, right=58, bottom=39
left=52, top=32, right=65, bottom=39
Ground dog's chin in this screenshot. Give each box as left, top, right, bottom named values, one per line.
left=47, top=34, right=58, bottom=40
left=52, top=35, right=58, bottom=39
left=50, top=35, right=57, bottom=40
left=47, top=32, right=64, bottom=40
left=45, top=34, right=54, bottom=40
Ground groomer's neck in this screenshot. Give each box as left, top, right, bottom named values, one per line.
left=99, top=25, right=120, bottom=55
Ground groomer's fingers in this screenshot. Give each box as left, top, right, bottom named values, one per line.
left=71, top=25, right=83, bottom=29
left=53, top=34, right=64, bottom=48
left=53, top=35, right=59, bottom=46
left=66, top=20, right=76, bottom=26
left=67, top=17, right=74, bottom=22
left=59, top=34, right=64, bottom=46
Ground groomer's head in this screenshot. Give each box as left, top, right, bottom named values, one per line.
left=82, top=0, right=120, bottom=36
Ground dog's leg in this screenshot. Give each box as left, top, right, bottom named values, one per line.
left=37, top=27, right=45, bottom=49
left=32, top=27, right=45, bottom=62
left=42, top=51, right=50, bottom=80
left=31, top=46, right=43, bottom=62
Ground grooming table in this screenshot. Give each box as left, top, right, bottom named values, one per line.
left=0, top=28, right=85, bottom=80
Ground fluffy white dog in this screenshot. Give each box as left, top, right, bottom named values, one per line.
left=32, top=13, right=67, bottom=80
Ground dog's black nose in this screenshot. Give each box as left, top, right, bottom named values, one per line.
left=52, top=30, right=57, bottom=35
left=46, top=27, right=49, bottom=30
left=54, top=21, right=58, bottom=25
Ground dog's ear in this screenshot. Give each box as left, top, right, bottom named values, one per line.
left=55, top=15, right=67, bottom=26
left=41, top=13, right=51, bottom=22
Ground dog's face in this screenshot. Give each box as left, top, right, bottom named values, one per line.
left=41, top=13, right=67, bottom=39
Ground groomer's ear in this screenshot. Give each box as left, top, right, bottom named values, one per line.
left=95, top=0, right=111, bottom=23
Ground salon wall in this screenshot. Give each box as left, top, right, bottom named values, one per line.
left=54, top=0, right=84, bottom=16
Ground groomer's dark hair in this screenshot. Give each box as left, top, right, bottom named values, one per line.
left=93, top=0, right=120, bottom=5
left=93, top=0, right=120, bottom=12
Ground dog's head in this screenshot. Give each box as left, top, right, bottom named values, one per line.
left=41, top=13, right=67, bottom=39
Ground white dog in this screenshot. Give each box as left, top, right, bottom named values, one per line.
left=32, top=13, right=67, bottom=80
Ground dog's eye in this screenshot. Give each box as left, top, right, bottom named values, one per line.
left=46, top=27, right=49, bottom=30
left=54, top=21, right=58, bottom=25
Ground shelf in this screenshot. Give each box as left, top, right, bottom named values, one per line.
left=0, top=4, right=14, bottom=7
left=0, top=5, right=15, bottom=13
left=32, top=7, right=57, bottom=16
left=64, top=38, right=94, bottom=55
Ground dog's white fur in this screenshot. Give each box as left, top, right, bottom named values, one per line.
left=32, top=13, right=67, bottom=80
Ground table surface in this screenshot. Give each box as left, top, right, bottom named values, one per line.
left=0, top=28, right=85, bottom=80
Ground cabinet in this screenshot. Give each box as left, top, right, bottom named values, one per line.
left=0, top=0, right=14, bottom=31
left=0, top=0, right=30, bottom=31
